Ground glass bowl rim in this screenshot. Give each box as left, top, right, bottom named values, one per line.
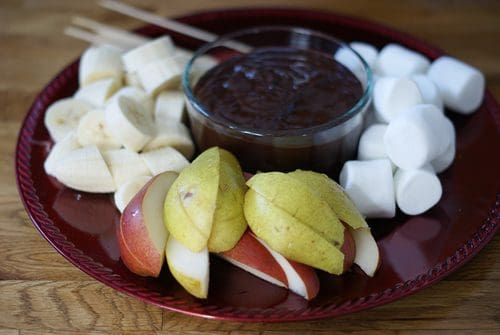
left=182, top=25, right=373, bottom=138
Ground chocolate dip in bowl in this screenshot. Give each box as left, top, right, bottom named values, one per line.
left=183, top=26, right=373, bottom=175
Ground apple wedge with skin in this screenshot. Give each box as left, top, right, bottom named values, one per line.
left=257, top=235, right=320, bottom=300
left=166, top=234, right=209, bottom=299
left=118, top=171, right=178, bottom=277
left=220, top=230, right=320, bottom=300
left=219, top=230, right=288, bottom=289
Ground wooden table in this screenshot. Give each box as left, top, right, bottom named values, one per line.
left=1, top=1, right=498, bottom=333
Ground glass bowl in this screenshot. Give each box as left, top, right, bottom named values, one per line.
left=183, top=26, right=373, bottom=175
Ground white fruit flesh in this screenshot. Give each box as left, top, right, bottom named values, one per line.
left=140, top=146, right=189, bottom=175
left=74, top=77, right=121, bottom=107
left=143, top=122, right=194, bottom=159
left=154, top=91, right=185, bottom=124
left=103, top=148, right=151, bottom=188
left=114, top=175, right=152, bottom=213
left=53, top=145, right=115, bottom=193
left=166, top=235, right=209, bottom=299
left=79, top=45, right=123, bottom=86
left=76, top=109, right=121, bottom=150
left=105, top=96, right=155, bottom=152
left=122, top=36, right=176, bottom=73
left=44, top=131, right=81, bottom=176
left=44, top=98, right=93, bottom=142
left=351, top=228, right=380, bottom=277
left=258, top=237, right=309, bottom=299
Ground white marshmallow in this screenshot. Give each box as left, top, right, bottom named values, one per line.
left=394, top=165, right=442, bottom=215
left=384, top=104, right=451, bottom=169
left=375, top=43, right=431, bottom=77
left=334, top=47, right=366, bottom=87
left=411, top=74, right=444, bottom=111
left=431, top=116, right=456, bottom=173
left=358, top=124, right=397, bottom=172
left=350, top=42, right=378, bottom=69
left=373, top=77, right=423, bottom=122
left=427, top=56, right=485, bottom=114
left=339, top=159, right=395, bottom=218
left=357, top=124, right=388, bottom=160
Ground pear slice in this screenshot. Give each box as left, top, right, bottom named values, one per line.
left=164, top=147, right=247, bottom=252
left=247, top=172, right=345, bottom=248
left=288, top=170, right=368, bottom=230
left=166, top=235, right=209, bottom=299
left=207, top=149, right=247, bottom=252
left=244, top=189, right=345, bottom=275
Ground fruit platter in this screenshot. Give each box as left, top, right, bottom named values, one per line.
left=16, top=8, right=499, bottom=322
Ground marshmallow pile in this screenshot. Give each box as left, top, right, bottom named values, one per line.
left=338, top=42, right=485, bottom=218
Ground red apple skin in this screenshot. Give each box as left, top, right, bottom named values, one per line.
left=118, top=177, right=163, bottom=277
left=221, top=230, right=288, bottom=286
left=287, top=260, right=320, bottom=300
left=116, top=221, right=154, bottom=276
left=340, top=225, right=356, bottom=272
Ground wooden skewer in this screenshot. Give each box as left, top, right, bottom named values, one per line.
left=97, top=0, right=251, bottom=52
left=98, top=0, right=218, bottom=43
left=64, top=26, right=126, bottom=49
left=72, top=16, right=150, bottom=49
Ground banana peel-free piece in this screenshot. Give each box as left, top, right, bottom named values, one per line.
left=287, top=170, right=368, bottom=230
left=244, top=189, right=345, bottom=275
left=246, top=172, right=345, bottom=248
left=164, top=147, right=247, bottom=252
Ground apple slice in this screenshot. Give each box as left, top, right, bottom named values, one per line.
left=118, top=171, right=178, bottom=277
left=257, top=236, right=320, bottom=300
left=166, top=235, right=209, bottom=299
left=221, top=230, right=320, bottom=300
left=340, top=224, right=356, bottom=271
left=350, top=227, right=381, bottom=277
left=219, top=230, right=288, bottom=288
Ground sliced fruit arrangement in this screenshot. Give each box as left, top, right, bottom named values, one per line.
left=42, top=34, right=387, bottom=301
left=43, top=37, right=196, bottom=202
left=116, top=147, right=380, bottom=301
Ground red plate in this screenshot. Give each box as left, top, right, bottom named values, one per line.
left=16, top=8, right=499, bottom=322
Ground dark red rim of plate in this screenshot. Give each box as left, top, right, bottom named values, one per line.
left=15, top=8, right=499, bottom=322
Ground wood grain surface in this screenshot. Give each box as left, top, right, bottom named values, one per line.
left=1, top=0, right=499, bottom=334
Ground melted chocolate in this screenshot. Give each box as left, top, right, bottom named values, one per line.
left=194, top=47, right=363, bottom=131
left=188, top=46, right=366, bottom=175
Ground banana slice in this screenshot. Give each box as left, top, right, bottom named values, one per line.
left=76, top=109, right=122, bottom=150
left=102, top=148, right=151, bottom=188
left=174, top=47, right=194, bottom=69
left=108, top=86, right=154, bottom=117
left=79, top=45, right=124, bottom=86
left=44, top=131, right=81, bottom=176
left=53, top=145, right=116, bottom=193
left=122, top=36, right=176, bottom=73
left=105, top=96, right=155, bottom=152
left=114, top=175, right=152, bottom=213
left=137, top=57, right=183, bottom=96
left=125, top=72, right=142, bottom=88
left=44, top=98, right=93, bottom=142
left=143, top=122, right=194, bottom=159
left=154, top=91, right=185, bottom=124
left=175, top=48, right=217, bottom=74
left=140, top=146, right=189, bottom=175
left=74, top=77, right=121, bottom=107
